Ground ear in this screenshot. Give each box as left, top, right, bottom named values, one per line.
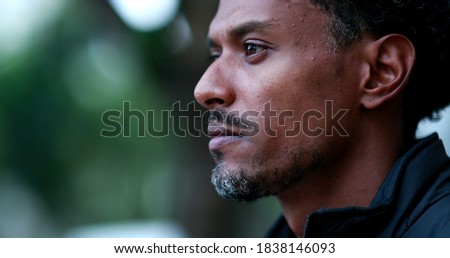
left=360, top=34, right=416, bottom=109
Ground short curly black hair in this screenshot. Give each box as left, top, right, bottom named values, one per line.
left=311, top=0, right=450, bottom=142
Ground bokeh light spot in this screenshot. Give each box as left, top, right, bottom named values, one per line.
left=109, top=0, right=180, bottom=32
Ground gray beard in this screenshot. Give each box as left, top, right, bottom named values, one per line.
left=211, top=150, right=325, bottom=202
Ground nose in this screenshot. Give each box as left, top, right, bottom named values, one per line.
left=194, top=63, right=236, bottom=109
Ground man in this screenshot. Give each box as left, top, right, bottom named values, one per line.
left=194, top=0, right=450, bottom=237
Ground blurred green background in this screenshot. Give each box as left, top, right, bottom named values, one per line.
left=0, top=0, right=448, bottom=238
left=0, top=0, right=280, bottom=237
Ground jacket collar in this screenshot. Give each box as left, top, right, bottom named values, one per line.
left=303, top=133, right=448, bottom=237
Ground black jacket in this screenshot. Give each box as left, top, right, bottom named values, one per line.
left=267, top=133, right=450, bottom=237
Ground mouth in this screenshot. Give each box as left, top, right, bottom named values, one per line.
left=208, top=124, right=244, bottom=152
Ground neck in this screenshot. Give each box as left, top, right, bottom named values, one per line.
left=276, top=110, right=404, bottom=237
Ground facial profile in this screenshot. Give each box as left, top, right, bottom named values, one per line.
left=194, top=0, right=363, bottom=202
left=193, top=0, right=450, bottom=239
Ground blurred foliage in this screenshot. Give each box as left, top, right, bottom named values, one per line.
left=0, top=0, right=279, bottom=237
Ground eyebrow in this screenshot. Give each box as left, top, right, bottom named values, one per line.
left=208, top=20, right=275, bottom=48
left=230, top=20, right=275, bottom=38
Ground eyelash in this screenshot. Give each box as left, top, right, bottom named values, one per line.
left=209, top=53, right=221, bottom=62
left=208, top=41, right=270, bottom=63
left=244, top=43, right=267, bottom=56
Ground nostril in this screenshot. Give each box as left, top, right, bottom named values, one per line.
left=205, top=98, right=225, bottom=106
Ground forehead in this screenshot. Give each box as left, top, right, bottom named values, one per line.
left=209, top=0, right=326, bottom=37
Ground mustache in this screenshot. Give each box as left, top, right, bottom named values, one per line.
left=205, top=109, right=258, bottom=131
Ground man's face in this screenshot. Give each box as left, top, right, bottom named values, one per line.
left=194, top=0, right=360, bottom=201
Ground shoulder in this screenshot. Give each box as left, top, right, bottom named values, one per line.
left=403, top=162, right=450, bottom=237
left=404, top=193, right=450, bottom=237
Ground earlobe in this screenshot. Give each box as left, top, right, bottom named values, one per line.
left=360, top=34, right=416, bottom=109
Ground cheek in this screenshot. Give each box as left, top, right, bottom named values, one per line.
left=256, top=53, right=338, bottom=101
left=249, top=63, right=357, bottom=153
left=250, top=59, right=340, bottom=127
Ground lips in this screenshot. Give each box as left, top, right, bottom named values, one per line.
left=208, top=124, right=244, bottom=152
left=207, top=124, right=242, bottom=137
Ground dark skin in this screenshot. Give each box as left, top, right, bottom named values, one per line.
left=194, top=0, right=416, bottom=237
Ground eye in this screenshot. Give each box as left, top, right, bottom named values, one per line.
left=244, top=43, right=267, bottom=56
left=243, top=40, right=272, bottom=64
left=208, top=47, right=222, bottom=63
left=208, top=51, right=221, bottom=63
